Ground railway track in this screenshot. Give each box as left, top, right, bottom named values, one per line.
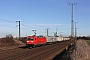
left=0, top=40, right=74, bottom=60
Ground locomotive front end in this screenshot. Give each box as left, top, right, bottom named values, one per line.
left=26, top=36, right=35, bottom=47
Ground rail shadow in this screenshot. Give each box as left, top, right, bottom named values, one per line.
left=18, top=46, right=29, bottom=49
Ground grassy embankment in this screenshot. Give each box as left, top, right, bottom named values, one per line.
left=85, top=40, right=90, bottom=45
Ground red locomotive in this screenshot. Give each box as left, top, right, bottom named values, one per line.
left=26, top=35, right=47, bottom=48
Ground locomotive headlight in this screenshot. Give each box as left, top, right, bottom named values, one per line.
left=31, top=41, right=33, bottom=42
left=27, top=41, right=29, bottom=42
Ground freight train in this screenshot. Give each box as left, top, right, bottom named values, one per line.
left=26, top=35, right=70, bottom=48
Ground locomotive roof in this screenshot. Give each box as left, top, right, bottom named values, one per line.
left=28, top=35, right=44, bottom=38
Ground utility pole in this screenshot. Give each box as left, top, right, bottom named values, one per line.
left=68, top=3, right=77, bottom=40
left=56, top=28, right=58, bottom=36
left=75, top=22, right=77, bottom=40
left=32, top=30, right=36, bottom=35
left=60, top=32, right=62, bottom=37
left=53, top=32, right=55, bottom=36
left=16, top=21, right=20, bottom=40
left=45, top=28, right=50, bottom=36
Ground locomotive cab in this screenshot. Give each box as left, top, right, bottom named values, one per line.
left=26, top=36, right=36, bottom=48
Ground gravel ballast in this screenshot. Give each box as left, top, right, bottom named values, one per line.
left=70, top=39, right=90, bottom=60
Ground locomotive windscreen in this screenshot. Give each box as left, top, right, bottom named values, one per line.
left=28, top=38, right=34, bottom=40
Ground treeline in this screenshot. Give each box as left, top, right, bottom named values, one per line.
left=77, top=36, right=90, bottom=40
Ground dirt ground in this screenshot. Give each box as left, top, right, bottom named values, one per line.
left=70, top=39, right=90, bottom=60
left=0, top=38, right=25, bottom=50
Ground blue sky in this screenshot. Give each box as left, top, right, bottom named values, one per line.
left=0, top=0, right=90, bottom=37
